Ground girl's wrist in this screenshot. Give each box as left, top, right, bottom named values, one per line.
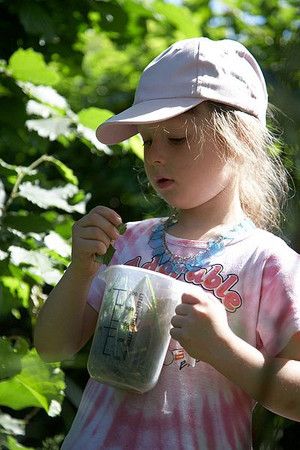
left=205, top=328, right=240, bottom=368
left=67, top=261, right=97, bottom=284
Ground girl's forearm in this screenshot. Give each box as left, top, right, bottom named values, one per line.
left=208, top=331, right=300, bottom=421
left=34, top=264, right=95, bottom=362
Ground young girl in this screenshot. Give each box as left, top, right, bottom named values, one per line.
left=34, top=37, right=300, bottom=449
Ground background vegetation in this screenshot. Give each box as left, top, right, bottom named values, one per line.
left=0, top=0, right=299, bottom=448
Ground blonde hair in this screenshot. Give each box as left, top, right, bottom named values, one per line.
left=189, top=102, right=290, bottom=232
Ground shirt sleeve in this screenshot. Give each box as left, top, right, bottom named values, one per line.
left=257, top=247, right=300, bottom=357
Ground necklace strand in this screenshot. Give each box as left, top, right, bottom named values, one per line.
left=148, top=216, right=255, bottom=275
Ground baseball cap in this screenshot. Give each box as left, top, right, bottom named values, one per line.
left=96, top=37, right=268, bottom=145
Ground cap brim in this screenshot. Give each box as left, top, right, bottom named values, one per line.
left=96, top=98, right=204, bottom=145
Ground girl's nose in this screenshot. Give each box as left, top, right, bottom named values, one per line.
left=144, top=139, right=165, bottom=165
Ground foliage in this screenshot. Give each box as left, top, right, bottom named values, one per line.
left=0, top=0, right=299, bottom=448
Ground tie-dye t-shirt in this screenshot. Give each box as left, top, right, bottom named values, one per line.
left=61, top=218, right=300, bottom=450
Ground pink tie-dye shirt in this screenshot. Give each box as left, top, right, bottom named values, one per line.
left=61, top=218, right=300, bottom=450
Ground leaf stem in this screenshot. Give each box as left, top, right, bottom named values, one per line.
left=1, top=154, right=54, bottom=219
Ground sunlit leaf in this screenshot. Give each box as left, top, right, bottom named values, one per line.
left=26, top=117, right=73, bottom=141
left=77, top=124, right=112, bottom=154
left=18, top=82, right=68, bottom=109
left=0, top=348, right=65, bottom=413
left=8, top=49, right=59, bottom=86
left=0, top=412, right=25, bottom=436
left=8, top=246, right=62, bottom=285
left=26, top=99, right=58, bottom=118
left=18, top=182, right=89, bottom=213
left=48, top=399, right=62, bottom=417
left=44, top=231, right=71, bottom=258
left=0, top=179, right=5, bottom=216
left=0, top=250, right=8, bottom=261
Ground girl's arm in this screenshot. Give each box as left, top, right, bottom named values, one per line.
left=34, top=206, right=122, bottom=362
left=204, top=329, right=300, bottom=421
left=34, top=264, right=98, bottom=362
left=170, top=293, right=300, bottom=421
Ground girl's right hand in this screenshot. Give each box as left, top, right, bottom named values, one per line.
left=70, top=205, right=122, bottom=278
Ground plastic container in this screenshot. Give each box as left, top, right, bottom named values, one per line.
left=88, top=265, right=191, bottom=393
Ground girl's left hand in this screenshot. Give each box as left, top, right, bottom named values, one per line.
left=170, top=291, right=233, bottom=363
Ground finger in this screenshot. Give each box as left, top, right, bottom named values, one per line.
left=170, top=315, right=185, bottom=328
left=181, top=293, right=200, bottom=305
left=77, top=226, right=111, bottom=247
left=74, top=239, right=108, bottom=257
left=170, top=327, right=183, bottom=342
left=175, top=303, right=190, bottom=315
left=90, top=206, right=122, bottom=228
left=76, top=214, right=119, bottom=241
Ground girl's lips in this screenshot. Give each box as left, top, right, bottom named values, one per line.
left=156, top=178, right=175, bottom=189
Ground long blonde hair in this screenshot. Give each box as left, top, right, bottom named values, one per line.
left=189, top=101, right=290, bottom=232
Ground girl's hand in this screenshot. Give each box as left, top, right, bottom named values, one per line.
left=70, top=206, right=122, bottom=278
left=170, top=291, right=233, bottom=363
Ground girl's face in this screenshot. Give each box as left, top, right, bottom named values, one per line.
left=139, top=106, right=237, bottom=213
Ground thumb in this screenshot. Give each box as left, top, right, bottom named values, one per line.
left=181, top=292, right=200, bottom=305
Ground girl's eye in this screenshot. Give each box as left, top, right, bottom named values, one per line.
left=168, top=137, right=186, bottom=145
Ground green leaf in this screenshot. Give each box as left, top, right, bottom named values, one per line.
left=47, top=157, right=78, bottom=185
left=100, top=244, right=116, bottom=265
left=19, top=1, right=55, bottom=41
left=0, top=348, right=65, bottom=413
left=152, top=1, right=199, bottom=38
left=6, top=435, right=34, bottom=450
left=8, top=49, right=59, bottom=86
left=0, top=337, right=28, bottom=380
left=0, top=272, right=31, bottom=318
left=0, top=276, right=30, bottom=311
left=4, top=212, right=54, bottom=234
left=96, top=223, right=127, bottom=264
left=77, top=107, right=113, bottom=131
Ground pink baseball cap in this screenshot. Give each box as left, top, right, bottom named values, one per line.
left=96, top=37, right=268, bottom=145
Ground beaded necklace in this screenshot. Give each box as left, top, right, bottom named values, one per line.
left=148, top=216, right=255, bottom=275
